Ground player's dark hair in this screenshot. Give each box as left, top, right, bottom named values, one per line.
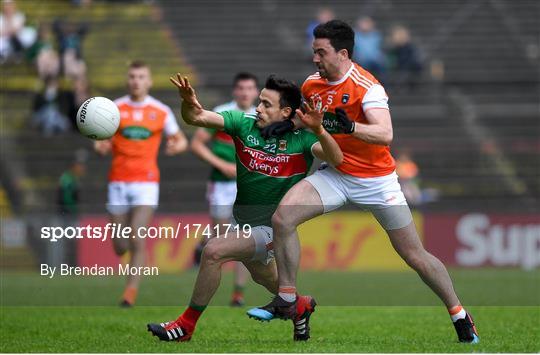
left=128, top=60, right=149, bottom=70
left=233, top=72, right=259, bottom=87
left=313, top=20, right=355, bottom=58
left=264, top=75, right=301, bottom=119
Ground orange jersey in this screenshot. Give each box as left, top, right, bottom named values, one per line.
left=109, top=95, right=180, bottom=182
left=302, top=63, right=395, bottom=178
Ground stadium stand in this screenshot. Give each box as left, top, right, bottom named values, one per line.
left=159, top=0, right=539, bottom=211
left=0, top=0, right=538, bottom=219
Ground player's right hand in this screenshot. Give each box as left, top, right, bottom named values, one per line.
left=94, top=140, right=111, bottom=155
left=169, top=73, right=203, bottom=110
left=296, top=96, right=324, bottom=135
left=219, top=162, right=237, bottom=179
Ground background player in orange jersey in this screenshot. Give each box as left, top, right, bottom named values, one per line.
left=250, top=21, right=479, bottom=344
left=94, top=60, right=188, bottom=307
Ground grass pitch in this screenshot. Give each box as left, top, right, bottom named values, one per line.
left=1, top=269, right=539, bottom=352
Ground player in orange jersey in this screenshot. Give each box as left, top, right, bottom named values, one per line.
left=94, top=60, right=188, bottom=307
left=249, top=21, right=479, bottom=344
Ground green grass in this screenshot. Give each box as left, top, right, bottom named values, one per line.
left=1, top=269, right=539, bottom=352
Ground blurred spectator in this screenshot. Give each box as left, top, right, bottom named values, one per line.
left=31, top=75, right=77, bottom=135
left=353, top=16, right=386, bottom=80
left=0, top=0, right=36, bottom=62
left=72, top=0, right=92, bottom=7
left=58, top=149, right=87, bottom=216
left=72, top=74, right=91, bottom=107
left=27, top=23, right=60, bottom=79
left=57, top=148, right=87, bottom=266
left=386, top=25, right=423, bottom=91
left=52, top=18, right=88, bottom=78
left=396, top=151, right=438, bottom=207
left=306, top=7, right=334, bottom=55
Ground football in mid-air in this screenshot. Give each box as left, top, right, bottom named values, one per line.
left=76, top=97, right=120, bottom=140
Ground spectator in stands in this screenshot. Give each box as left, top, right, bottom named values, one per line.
left=305, top=7, right=334, bottom=56
left=27, top=23, right=60, bottom=79
left=58, top=148, right=87, bottom=216
left=72, top=74, right=91, bottom=107
left=386, top=25, right=423, bottom=91
left=57, top=148, right=87, bottom=266
left=52, top=18, right=88, bottom=78
left=353, top=16, right=386, bottom=80
left=72, top=0, right=92, bottom=7
left=31, top=75, right=77, bottom=135
left=0, top=0, right=36, bottom=62
left=396, top=151, right=438, bottom=207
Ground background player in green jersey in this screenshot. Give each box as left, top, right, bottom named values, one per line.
left=191, top=72, right=259, bottom=307
left=147, top=74, right=342, bottom=342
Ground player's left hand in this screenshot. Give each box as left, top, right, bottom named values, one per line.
left=296, top=96, right=324, bottom=135
left=335, top=108, right=355, bottom=134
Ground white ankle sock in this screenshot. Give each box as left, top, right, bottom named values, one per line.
left=450, top=308, right=467, bottom=322
left=278, top=291, right=296, bottom=303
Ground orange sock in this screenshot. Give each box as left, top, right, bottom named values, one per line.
left=122, top=287, right=138, bottom=305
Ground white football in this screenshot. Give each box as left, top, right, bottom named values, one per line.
left=76, top=97, right=120, bottom=140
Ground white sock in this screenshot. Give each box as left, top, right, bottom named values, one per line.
left=278, top=288, right=296, bottom=302
left=278, top=292, right=296, bottom=302
left=450, top=308, right=467, bottom=322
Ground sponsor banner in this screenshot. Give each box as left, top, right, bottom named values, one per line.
left=298, top=211, right=421, bottom=270
left=78, top=212, right=423, bottom=271
left=424, top=213, right=540, bottom=269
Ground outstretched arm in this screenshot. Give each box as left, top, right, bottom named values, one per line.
left=169, top=73, right=225, bottom=129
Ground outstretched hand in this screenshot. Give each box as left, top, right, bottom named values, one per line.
left=169, top=73, right=203, bottom=110
left=296, top=95, right=324, bottom=135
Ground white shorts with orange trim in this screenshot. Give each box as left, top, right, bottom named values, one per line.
left=107, top=182, right=159, bottom=215
left=305, top=165, right=412, bottom=230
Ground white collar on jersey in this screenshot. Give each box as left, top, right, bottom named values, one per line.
left=125, top=95, right=152, bottom=107
left=326, top=63, right=355, bottom=86
left=228, top=101, right=257, bottom=114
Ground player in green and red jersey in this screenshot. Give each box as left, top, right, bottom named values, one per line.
left=147, top=74, right=343, bottom=342
left=191, top=72, right=259, bottom=307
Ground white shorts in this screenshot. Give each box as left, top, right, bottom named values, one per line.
left=305, top=165, right=412, bottom=230
left=107, top=182, right=159, bottom=215
left=250, top=225, right=274, bottom=265
left=207, top=181, right=237, bottom=219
